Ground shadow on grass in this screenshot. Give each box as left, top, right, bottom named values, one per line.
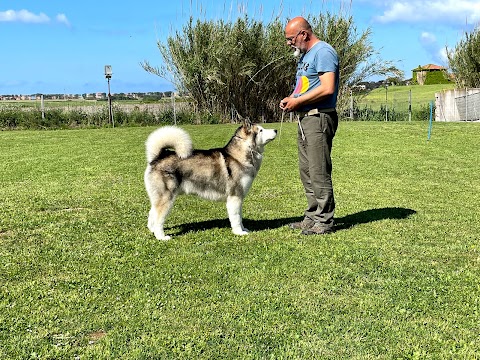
left=169, top=207, right=416, bottom=235
left=333, top=207, right=416, bottom=231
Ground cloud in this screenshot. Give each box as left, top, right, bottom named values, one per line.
left=420, top=32, right=436, bottom=44
left=418, top=30, right=450, bottom=66
left=374, top=0, right=480, bottom=25
left=56, top=13, right=71, bottom=27
left=0, top=9, right=71, bottom=26
left=0, top=9, right=50, bottom=23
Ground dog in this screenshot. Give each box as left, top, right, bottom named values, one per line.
left=144, top=121, right=277, bottom=240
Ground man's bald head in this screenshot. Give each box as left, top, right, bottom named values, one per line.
left=285, top=16, right=318, bottom=53
left=285, top=17, right=312, bottom=34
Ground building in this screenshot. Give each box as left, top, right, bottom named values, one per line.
left=412, top=64, right=450, bottom=85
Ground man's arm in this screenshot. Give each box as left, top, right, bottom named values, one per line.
left=280, top=72, right=335, bottom=112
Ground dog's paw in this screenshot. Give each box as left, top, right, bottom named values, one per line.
left=154, top=232, right=171, bottom=241
left=152, top=227, right=170, bottom=240
left=233, top=228, right=250, bottom=236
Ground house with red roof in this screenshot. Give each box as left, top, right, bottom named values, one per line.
left=412, top=64, right=451, bottom=85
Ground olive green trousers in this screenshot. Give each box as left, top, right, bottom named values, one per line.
left=297, top=111, right=338, bottom=229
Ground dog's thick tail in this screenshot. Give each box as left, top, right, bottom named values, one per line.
left=145, top=126, right=193, bottom=163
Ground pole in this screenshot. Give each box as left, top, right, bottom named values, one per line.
left=385, top=84, right=388, bottom=122
left=107, top=78, right=114, bottom=127
left=350, top=89, right=354, bottom=119
left=465, top=87, right=468, bottom=121
left=172, top=93, right=176, bottom=125
left=428, top=100, right=433, bottom=140
left=41, top=94, right=45, bottom=119
left=408, top=89, right=412, bottom=121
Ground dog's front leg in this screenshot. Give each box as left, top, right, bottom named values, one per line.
left=226, top=195, right=249, bottom=235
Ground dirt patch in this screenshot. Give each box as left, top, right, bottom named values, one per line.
left=88, top=330, right=107, bottom=344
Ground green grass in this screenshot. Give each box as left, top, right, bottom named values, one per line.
left=359, top=84, right=456, bottom=111
left=1, top=122, right=479, bottom=358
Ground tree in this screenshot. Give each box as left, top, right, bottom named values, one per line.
left=447, top=27, right=480, bottom=88
left=142, top=6, right=401, bottom=121
left=142, top=16, right=291, bottom=121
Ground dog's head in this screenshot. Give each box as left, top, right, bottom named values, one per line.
left=237, top=119, right=277, bottom=152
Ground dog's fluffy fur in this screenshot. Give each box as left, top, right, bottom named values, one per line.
left=144, top=122, right=277, bottom=240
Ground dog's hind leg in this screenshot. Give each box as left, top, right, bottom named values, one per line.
left=148, top=207, right=155, bottom=232
left=226, top=195, right=249, bottom=235
left=149, top=193, right=176, bottom=240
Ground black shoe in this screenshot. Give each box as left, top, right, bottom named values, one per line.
left=288, top=218, right=314, bottom=230
left=301, top=223, right=334, bottom=235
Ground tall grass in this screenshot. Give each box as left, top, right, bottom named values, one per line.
left=1, top=122, right=479, bottom=358
left=143, top=2, right=397, bottom=121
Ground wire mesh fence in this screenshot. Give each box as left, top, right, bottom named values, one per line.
left=435, top=88, right=480, bottom=122
left=344, top=87, right=433, bottom=122
left=4, top=87, right=478, bottom=128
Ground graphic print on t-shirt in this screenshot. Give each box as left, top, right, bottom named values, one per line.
left=294, top=75, right=309, bottom=95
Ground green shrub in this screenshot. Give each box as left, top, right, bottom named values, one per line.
left=424, top=71, right=451, bottom=85
left=0, top=108, right=20, bottom=129
left=413, top=103, right=434, bottom=121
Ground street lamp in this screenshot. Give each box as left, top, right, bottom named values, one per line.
left=104, top=65, right=114, bottom=127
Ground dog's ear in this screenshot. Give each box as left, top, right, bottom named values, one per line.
left=243, top=117, right=252, bottom=130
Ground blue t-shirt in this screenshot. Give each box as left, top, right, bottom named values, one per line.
left=293, top=41, right=339, bottom=111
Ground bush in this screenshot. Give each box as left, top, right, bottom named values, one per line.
left=0, top=106, right=227, bottom=130
left=424, top=71, right=451, bottom=85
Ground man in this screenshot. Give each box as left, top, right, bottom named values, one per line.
left=280, top=16, right=339, bottom=235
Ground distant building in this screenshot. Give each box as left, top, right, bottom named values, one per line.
left=412, top=64, right=450, bottom=85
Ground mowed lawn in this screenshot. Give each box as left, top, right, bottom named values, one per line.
left=1, top=121, right=479, bottom=359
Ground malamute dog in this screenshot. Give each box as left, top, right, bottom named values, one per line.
left=144, top=121, right=277, bottom=240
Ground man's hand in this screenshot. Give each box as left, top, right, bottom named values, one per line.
left=279, top=97, right=299, bottom=112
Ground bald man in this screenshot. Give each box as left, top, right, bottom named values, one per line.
left=280, top=16, right=339, bottom=235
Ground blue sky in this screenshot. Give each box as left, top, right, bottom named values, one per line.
left=1, top=0, right=479, bottom=95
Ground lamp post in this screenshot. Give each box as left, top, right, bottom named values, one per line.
left=104, top=65, right=114, bottom=127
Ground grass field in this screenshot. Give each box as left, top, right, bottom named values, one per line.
left=1, top=122, right=479, bottom=358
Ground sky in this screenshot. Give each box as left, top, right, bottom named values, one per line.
left=1, top=0, right=479, bottom=95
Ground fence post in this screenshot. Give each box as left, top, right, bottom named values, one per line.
left=350, top=89, right=353, bottom=119
left=465, top=87, right=468, bottom=121
left=385, top=84, right=388, bottom=122
left=408, top=89, right=412, bottom=121
left=428, top=100, right=433, bottom=140
left=172, top=93, right=176, bottom=125
left=41, top=94, right=45, bottom=119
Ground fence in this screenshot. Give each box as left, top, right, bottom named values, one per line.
left=0, top=98, right=199, bottom=129
left=347, top=87, right=431, bottom=121
left=6, top=87, right=479, bottom=126
left=435, top=88, right=480, bottom=122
